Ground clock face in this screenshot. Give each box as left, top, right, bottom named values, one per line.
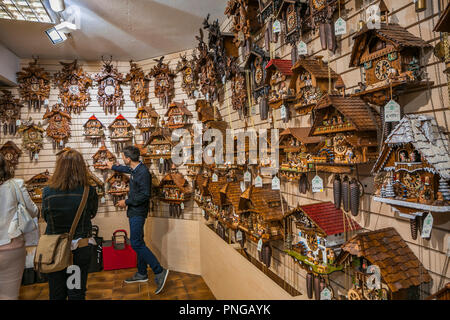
left=184, top=68, right=193, bottom=83
left=313, top=0, right=326, bottom=10
left=104, top=85, right=115, bottom=96
left=375, top=60, right=391, bottom=81
left=69, top=85, right=79, bottom=95
left=255, top=67, right=263, bottom=85
left=4, top=153, right=13, bottom=161
left=28, top=131, right=38, bottom=139
left=403, top=172, right=422, bottom=190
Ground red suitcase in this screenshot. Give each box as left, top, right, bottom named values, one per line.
left=102, top=229, right=137, bottom=271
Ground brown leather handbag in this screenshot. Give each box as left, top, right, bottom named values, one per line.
left=34, top=186, right=89, bottom=274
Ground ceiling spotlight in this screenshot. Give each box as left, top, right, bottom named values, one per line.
left=49, top=0, right=65, bottom=12
left=45, top=27, right=67, bottom=44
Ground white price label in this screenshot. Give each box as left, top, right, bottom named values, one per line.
left=101, top=197, right=106, bottom=204
left=272, top=20, right=281, bottom=33
left=280, top=105, right=287, bottom=119
left=212, top=173, right=218, bottom=182
left=34, top=153, right=39, bottom=160
left=384, top=100, right=401, bottom=123
left=180, top=202, right=184, bottom=210
left=312, top=175, right=323, bottom=193
left=244, top=171, right=251, bottom=182
left=272, top=176, right=280, bottom=190
left=421, top=213, right=433, bottom=238
left=255, top=176, right=263, bottom=187
left=207, top=149, right=213, bottom=157
left=236, top=230, right=243, bottom=241
left=160, top=158, right=164, bottom=164
left=335, top=17, right=347, bottom=35
left=298, top=41, right=307, bottom=55
left=320, top=288, right=332, bottom=300
left=194, top=90, right=199, bottom=98
left=44, top=99, right=49, bottom=105
left=202, top=209, right=206, bottom=217
left=240, top=181, right=246, bottom=192
left=16, top=119, right=21, bottom=126
left=57, top=98, right=62, bottom=104
left=222, top=75, right=226, bottom=84
left=257, top=238, right=263, bottom=251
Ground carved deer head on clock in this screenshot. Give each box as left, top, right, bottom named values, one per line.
left=124, top=60, right=149, bottom=107
left=95, top=56, right=125, bottom=115
left=54, top=60, right=92, bottom=114
left=16, top=58, right=50, bottom=111
left=176, top=53, right=198, bottom=99
left=0, top=90, right=22, bottom=136
left=147, top=56, right=176, bottom=109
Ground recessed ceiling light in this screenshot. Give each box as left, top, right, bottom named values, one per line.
left=45, top=26, right=66, bottom=44
left=0, top=0, right=52, bottom=23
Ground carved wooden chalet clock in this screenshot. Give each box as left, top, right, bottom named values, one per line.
left=83, top=115, right=105, bottom=145
left=164, top=101, right=193, bottom=130
left=109, top=114, right=134, bottom=153
left=18, top=118, right=44, bottom=160
left=231, top=70, right=248, bottom=117
left=53, top=60, right=92, bottom=114
left=275, top=0, right=306, bottom=46
left=125, top=60, right=149, bottom=107
left=147, top=56, right=176, bottom=109
left=95, top=57, right=124, bottom=115
left=16, top=59, right=50, bottom=111
left=92, top=143, right=117, bottom=171
left=0, top=90, right=22, bottom=136
left=0, top=141, right=22, bottom=170
left=136, top=104, right=159, bottom=141
left=107, top=172, right=130, bottom=206
left=42, top=104, right=71, bottom=149
left=176, top=53, right=198, bottom=99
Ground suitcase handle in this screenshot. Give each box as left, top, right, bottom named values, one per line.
left=112, top=230, right=129, bottom=250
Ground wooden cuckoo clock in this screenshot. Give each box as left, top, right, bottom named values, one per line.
left=95, top=57, right=124, bottom=115
left=124, top=60, right=149, bottom=107
left=144, top=128, right=174, bottom=160
left=265, top=59, right=295, bottom=110
left=176, top=53, right=199, bottom=99
left=109, top=114, right=134, bottom=153
left=17, top=118, right=44, bottom=161
left=25, top=170, right=51, bottom=205
left=43, top=104, right=71, bottom=149
left=0, top=141, right=22, bottom=170
left=0, top=90, right=22, bottom=136
left=16, top=58, right=50, bottom=111
left=276, top=1, right=305, bottom=45
left=225, top=0, right=261, bottom=48
left=136, top=104, right=159, bottom=141
left=147, top=56, right=176, bottom=109
left=87, top=167, right=106, bottom=201
left=92, top=143, right=117, bottom=171
left=160, top=172, right=192, bottom=217
left=83, top=115, right=105, bottom=145
left=231, top=70, right=248, bottom=117
left=164, top=101, right=193, bottom=130
left=53, top=60, right=92, bottom=114
left=107, top=172, right=129, bottom=206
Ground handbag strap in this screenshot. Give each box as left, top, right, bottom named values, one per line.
left=69, top=186, right=89, bottom=239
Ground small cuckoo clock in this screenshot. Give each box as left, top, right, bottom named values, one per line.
left=0, top=90, right=22, bottom=136
left=87, top=167, right=106, bottom=201
left=225, top=0, right=261, bottom=48
left=164, top=101, right=193, bottom=130
left=16, top=59, right=50, bottom=111
left=147, top=56, right=176, bottom=109
left=18, top=118, right=45, bottom=161
left=0, top=141, right=22, bottom=170
left=92, top=143, right=117, bottom=171
left=109, top=114, right=134, bottom=153
left=277, top=1, right=305, bottom=45
left=107, top=172, right=130, bottom=206
left=136, top=104, right=159, bottom=141
left=83, top=115, right=105, bottom=145
left=43, top=104, right=71, bottom=149
left=160, top=172, right=192, bottom=217
left=125, top=60, right=149, bottom=107
left=144, top=128, right=174, bottom=160
left=176, top=53, right=199, bottom=99
left=25, top=170, right=51, bottom=205
left=95, top=57, right=124, bottom=115
left=265, top=59, right=295, bottom=110
left=53, top=60, right=92, bottom=114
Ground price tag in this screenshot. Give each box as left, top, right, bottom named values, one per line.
left=244, top=171, right=251, bottom=182
left=280, top=104, right=287, bottom=119
left=101, top=196, right=106, bottom=204
left=194, top=90, right=199, bottom=98
left=272, top=176, right=280, bottom=190
left=160, top=158, right=164, bottom=164
left=272, top=20, right=281, bottom=33
left=180, top=202, right=184, bottom=210
left=320, top=288, right=332, bottom=300
left=207, top=149, right=213, bottom=157
left=240, top=181, right=246, bottom=192
left=257, top=238, right=263, bottom=251
left=298, top=41, right=307, bottom=55
left=312, top=175, right=323, bottom=193
left=384, top=100, right=401, bottom=123
left=335, top=17, right=347, bottom=35
left=57, top=98, right=62, bottom=104
left=236, top=230, right=243, bottom=241
left=44, top=99, right=49, bottom=106
left=255, top=175, right=263, bottom=187
left=206, top=93, right=210, bottom=100
left=34, top=153, right=39, bottom=160
left=421, top=213, right=433, bottom=238
left=212, top=173, right=218, bottom=182
left=16, top=119, right=21, bottom=126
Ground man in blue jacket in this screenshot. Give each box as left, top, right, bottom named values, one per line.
left=106, top=145, right=168, bottom=294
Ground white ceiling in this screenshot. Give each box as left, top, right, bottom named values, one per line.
left=0, top=0, right=226, bottom=61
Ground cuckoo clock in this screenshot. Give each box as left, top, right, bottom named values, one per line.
left=18, top=118, right=44, bottom=161
left=231, top=70, right=248, bottom=117
left=109, top=114, right=134, bottom=153
left=289, top=56, right=344, bottom=115
left=372, top=115, right=450, bottom=239
left=265, top=59, right=295, bottom=110
left=144, top=128, right=173, bottom=159
left=43, top=104, right=71, bottom=149
left=164, top=101, right=193, bottom=130
left=147, top=56, right=176, bottom=109
left=176, top=53, right=199, bottom=99
left=92, top=143, right=117, bottom=171
left=87, top=167, right=106, bottom=201
left=0, top=90, right=22, bottom=136
left=107, top=172, right=129, bottom=206
left=25, top=170, right=51, bottom=205
left=95, top=57, right=124, bottom=115
left=53, top=60, right=92, bottom=114
left=195, top=99, right=227, bottom=132
left=0, top=141, right=22, bottom=170
left=136, top=104, right=159, bottom=141
left=160, top=172, right=192, bottom=217
left=135, top=143, right=152, bottom=167
left=276, top=1, right=305, bottom=47
left=83, top=115, right=105, bottom=145
left=16, top=59, right=50, bottom=111
left=225, top=0, right=261, bottom=48
left=125, top=60, right=149, bottom=107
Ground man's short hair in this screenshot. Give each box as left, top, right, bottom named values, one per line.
left=123, top=145, right=140, bottom=162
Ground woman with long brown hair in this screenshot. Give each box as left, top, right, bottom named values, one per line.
left=0, top=154, right=39, bottom=299
left=42, top=148, right=98, bottom=300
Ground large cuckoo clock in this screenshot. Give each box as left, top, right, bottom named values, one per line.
left=83, top=115, right=105, bottom=145
left=0, top=90, right=22, bottom=136
left=109, top=114, right=134, bottom=153
left=225, top=0, right=261, bottom=48
left=276, top=1, right=305, bottom=47
left=18, top=118, right=45, bottom=161
left=124, top=60, right=149, bottom=107
left=164, top=101, right=193, bottom=130
left=53, top=60, right=92, bottom=114
left=95, top=58, right=125, bottom=115
left=0, top=141, right=22, bottom=171
left=16, top=59, right=50, bottom=111
left=147, top=56, right=176, bottom=109
left=176, top=53, right=198, bottom=99
left=43, top=104, right=71, bottom=149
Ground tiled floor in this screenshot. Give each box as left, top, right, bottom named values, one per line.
left=19, top=268, right=216, bottom=300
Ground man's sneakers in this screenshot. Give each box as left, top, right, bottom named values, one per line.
left=124, top=272, right=149, bottom=284
left=154, top=268, right=169, bottom=295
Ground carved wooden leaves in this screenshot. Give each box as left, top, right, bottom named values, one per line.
left=125, top=61, right=149, bottom=107
left=18, top=118, right=45, bottom=160
left=176, top=53, right=198, bottom=99
left=194, top=29, right=219, bottom=103
left=0, top=90, right=22, bottom=136
left=54, top=60, right=92, bottom=114
left=95, top=60, right=124, bottom=115
left=231, top=72, right=248, bottom=115
left=43, top=104, right=71, bottom=149
left=16, top=59, right=50, bottom=111
left=147, top=56, right=176, bottom=109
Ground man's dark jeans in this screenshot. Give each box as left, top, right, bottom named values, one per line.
left=129, top=215, right=163, bottom=276
left=47, top=246, right=91, bottom=300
